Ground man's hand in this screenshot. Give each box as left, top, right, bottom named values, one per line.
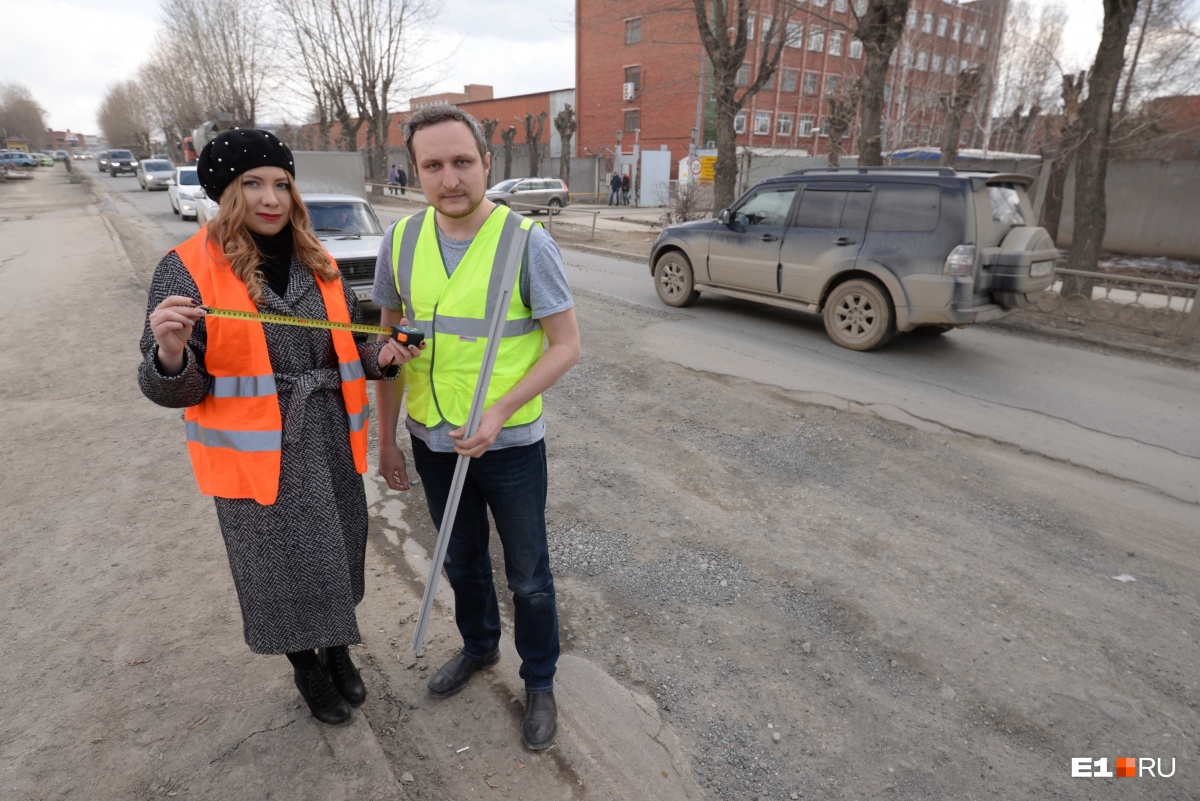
left=378, top=438, right=412, bottom=491
left=447, top=405, right=508, bottom=458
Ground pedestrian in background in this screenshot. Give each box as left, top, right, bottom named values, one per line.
left=609, top=172, right=621, bottom=205
left=397, top=165, right=408, bottom=196
left=372, top=104, right=580, bottom=751
left=621, top=173, right=631, bottom=206
left=388, top=164, right=400, bottom=195
left=138, top=129, right=420, bottom=728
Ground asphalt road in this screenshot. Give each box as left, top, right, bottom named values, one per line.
left=106, top=170, right=1200, bottom=508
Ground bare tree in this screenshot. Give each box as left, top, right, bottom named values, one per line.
left=691, top=0, right=794, bottom=212
left=990, top=0, right=1067, bottom=153
left=939, top=67, right=984, bottom=166
left=1067, top=0, right=1142, bottom=273
left=480, top=117, right=499, bottom=185
left=0, top=84, right=48, bottom=150
left=524, top=111, right=547, bottom=177
left=98, top=81, right=154, bottom=153
left=851, top=0, right=911, bottom=166
left=825, top=93, right=857, bottom=167
left=160, top=0, right=270, bottom=127
left=1040, top=72, right=1085, bottom=242
left=137, top=39, right=206, bottom=161
left=554, top=105, right=577, bottom=187
left=500, top=126, right=517, bottom=180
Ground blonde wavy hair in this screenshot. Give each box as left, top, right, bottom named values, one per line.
left=204, top=170, right=338, bottom=305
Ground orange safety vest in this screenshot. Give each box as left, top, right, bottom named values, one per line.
left=173, top=229, right=369, bottom=505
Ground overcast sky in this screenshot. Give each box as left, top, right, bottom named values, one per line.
left=3, top=0, right=1101, bottom=137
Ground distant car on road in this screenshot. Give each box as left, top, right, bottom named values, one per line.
left=97, top=151, right=111, bottom=171
left=168, top=166, right=202, bottom=220
left=485, top=177, right=569, bottom=214
left=649, top=166, right=1057, bottom=351
left=32, top=153, right=54, bottom=167
left=0, top=152, right=37, bottom=168
left=54, top=150, right=69, bottom=162
left=107, top=149, right=138, bottom=176
left=137, top=159, right=175, bottom=191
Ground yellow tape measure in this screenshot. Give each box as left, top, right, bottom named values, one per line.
left=201, top=306, right=425, bottom=347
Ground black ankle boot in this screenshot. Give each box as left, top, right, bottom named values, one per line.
left=318, top=645, right=366, bottom=706
left=294, top=665, right=352, bottom=725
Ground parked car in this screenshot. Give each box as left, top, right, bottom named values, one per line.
left=0, top=152, right=37, bottom=168
left=32, top=152, right=54, bottom=167
left=168, top=166, right=203, bottom=220
left=108, top=149, right=138, bottom=176
left=485, top=177, right=569, bottom=214
left=136, top=159, right=175, bottom=191
left=54, top=150, right=69, bottom=162
left=97, top=151, right=111, bottom=171
left=649, top=166, right=1058, bottom=351
left=303, top=195, right=386, bottom=299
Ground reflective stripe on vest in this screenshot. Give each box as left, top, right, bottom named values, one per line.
left=391, top=206, right=544, bottom=429
left=173, top=228, right=369, bottom=504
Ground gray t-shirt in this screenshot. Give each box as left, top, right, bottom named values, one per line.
left=371, top=211, right=574, bottom=452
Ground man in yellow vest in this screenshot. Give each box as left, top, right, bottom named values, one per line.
left=372, top=105, right=580, bottom=750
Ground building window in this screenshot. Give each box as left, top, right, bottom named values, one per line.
left=623, top=110, right=640, bottom=131
left=764, top=71, right=774, bottom=90
left=734, top=111, right=747, bottom=134
left=916, top=51, right=928, bottom=71
left=819, top=117, right=830, bottom=137
left=946, top=56, right=957, bottom=75
left=952, top=21, right=961, bottom=41
left=965, top=25, right=974, bottom=44
left=814, top=0, right=828, bottom=7
left=786, top=21, right=803, bottom=47
left=850, top=39, right=863, bottom=59
left=931, top=54, right=942, bottom=72
left=922, top=12, right=933, bottom=33
left=829, top=31, right=844, bottom=56
left=746, top=13, right=755, bottom=39
left=920, top=126, right=931, bottom=143
left=937, top=16, right=948, bottom=36
left=833, top=0, right=848, bottom=12
left=906, top=8, right=918, bottom=27
left=960, top=128, right=971, bottom=146
left=799, top=114, right=815, bottom=136
left=854, top=0, right=867, bottom=14
left=825, top=74, right=841, bottom=95
left=625, top=17, right=642, bottom=45
left=761, top=15, right=772, bottom=41
left=905, top=124, right=917, bottom=141
left=901, top=47, right=913, bottom=69
left=777, top=113, right=794, bottom=136
left=782, top=68, right=799, bottom=92
left=911, top=87, right=924, bottom=108
left=624, top=65, right=641, bottom=93
left=978, top=28, right=988, bottom=46
left=808, top=29, right=824, bottom=52
left=736, top=62, right=751, bottom=87
left=803, top=72, right=820, bottom=95
left=754, top=111, right=772, bottom=135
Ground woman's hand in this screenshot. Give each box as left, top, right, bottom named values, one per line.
left=378, top=317, right=425, bottom=368
left=148, top=295, right=205, bottom=375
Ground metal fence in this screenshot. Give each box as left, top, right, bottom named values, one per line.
left=1025, top=268, right=1200, bottom=345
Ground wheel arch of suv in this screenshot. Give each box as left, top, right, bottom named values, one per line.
left=818, top=265, right=912, bottom=332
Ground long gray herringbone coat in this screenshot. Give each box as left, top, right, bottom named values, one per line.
left=138, top=251, right=393, bottom=655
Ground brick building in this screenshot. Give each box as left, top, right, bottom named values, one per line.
left=575, top=0, right=1004, bottom=170
left=46, top=130, right=91, bottom=153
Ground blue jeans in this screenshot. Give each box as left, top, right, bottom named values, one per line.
left=609, top=187, right=620, bottom=205
left=411, top=436, right=559, bottom=692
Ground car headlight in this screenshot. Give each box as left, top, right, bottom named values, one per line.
left=131, top=160, right=139, bottom=166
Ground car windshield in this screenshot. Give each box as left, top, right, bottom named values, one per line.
left=308, top=202, right=383, bottom=236
left=110, top=150, right=133, bottom=159
left=489, top=179, right=520, bottom=192
left=177, top=170, right=199, bottom=185
left=143, top=160, right=171, bottom=171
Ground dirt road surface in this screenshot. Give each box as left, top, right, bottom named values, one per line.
left=2, top=169, right=1196, bottom=800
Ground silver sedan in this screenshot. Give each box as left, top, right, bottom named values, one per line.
left=136, top=159, right=176, bottom=191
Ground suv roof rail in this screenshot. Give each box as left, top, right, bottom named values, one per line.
left=783, top=166, right=959, bottom=177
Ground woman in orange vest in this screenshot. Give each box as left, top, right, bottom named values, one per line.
left=138, top=129, right=421, bottom=726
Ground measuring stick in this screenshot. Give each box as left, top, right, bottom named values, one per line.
left=410, top=224, right=531, bottom=654
left=201, top=306, right=425, bottom=347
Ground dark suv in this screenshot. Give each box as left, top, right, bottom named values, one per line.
left=107, top=150, right=138, bottom=176
left=650, top=167, right=1057, bottom=350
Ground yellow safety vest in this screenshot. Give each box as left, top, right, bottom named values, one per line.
left=390, top=206, right=543, bottom=428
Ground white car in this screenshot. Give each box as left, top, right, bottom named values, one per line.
left=307, top=194, right=385, bottom=301
left=194, top=192, right=219, bottom=227
left=168, top=166, right=203, bottom=221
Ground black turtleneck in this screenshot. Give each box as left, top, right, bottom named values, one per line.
left=251, top=225, right=294, bottom=298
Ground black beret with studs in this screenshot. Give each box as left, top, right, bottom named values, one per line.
left=196, top=128, right=295, bottom=203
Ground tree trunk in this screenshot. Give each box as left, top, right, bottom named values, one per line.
left=855, top=0, right=910, bottom=166
left=500, top=126, right=516, bottom=181
left=712, top=98, right=739, bottom=212
left=940, top=68, right=984, bottom=167
left=1040, top=73, right=1085, bottom=242
left=1067, top=0, right=1140, bottom=274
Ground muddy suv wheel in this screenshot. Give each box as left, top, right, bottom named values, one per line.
left=654, top=251, right=700, bottom=307
left=823, top=278, right=896, bottom=351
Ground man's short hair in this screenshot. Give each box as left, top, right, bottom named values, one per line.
left=404, top=104, right=488, bottom=165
